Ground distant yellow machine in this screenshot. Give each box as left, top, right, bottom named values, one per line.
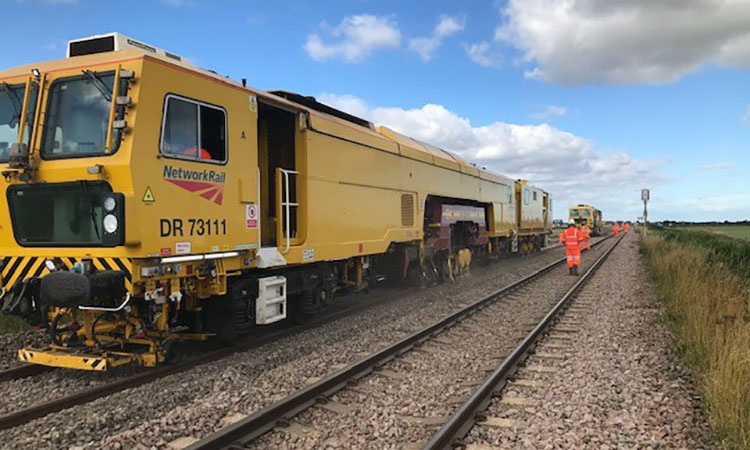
left=569, top=205, right=603, bottom=236
left=0, top=33, right=552, bottom=370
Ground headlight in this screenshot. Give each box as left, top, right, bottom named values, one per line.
left=103, top=214, right=118, bottom=234
left=103, top=196, right=116, bottom=212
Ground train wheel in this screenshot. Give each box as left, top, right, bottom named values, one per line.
left=161, top=338, right=186, bottom=365
left=49, top=309, right=82, bottom=347
left=406, top=262, right=426, bottom=287
left=231, top=292, right=255, bottom=335
left=292, top=290, right=317, bottom=325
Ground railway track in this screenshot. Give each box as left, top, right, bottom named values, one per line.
left=0, top=238, right=584, bottom=433
left=0, top=240, right=567, bottom=388
left=183, top=235, right=618, bottom=450
left=0, top=286, right=415, bottom=431
left=0, top=364, right=52, bottom=383
left=423, top=234, right=622, bottom=449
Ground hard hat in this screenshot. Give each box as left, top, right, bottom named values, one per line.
left=568, top=219, right=575, bottom=225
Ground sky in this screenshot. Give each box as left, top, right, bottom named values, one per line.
left=3, top=0, right=750, bottom=221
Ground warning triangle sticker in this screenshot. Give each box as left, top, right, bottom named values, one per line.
left=142, top=186, right=155, bottom=203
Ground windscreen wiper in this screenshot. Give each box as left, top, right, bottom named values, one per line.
left=81, top=70, right=112, bottom=102
left=0, top=82, right=23, bottom=122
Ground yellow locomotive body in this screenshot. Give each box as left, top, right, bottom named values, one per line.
left=568, top=204, right=603, bottom=236
left=0, top=34, right=551, bottom=370
left=515, top=180, right=552, bottom=254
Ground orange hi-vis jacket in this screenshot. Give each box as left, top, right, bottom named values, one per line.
left=562, top=226, right=582, bottom=267
left=612, top=223, right=620, bottom=236
left=558, top=231, right=565, bottom=244
left=580, top=226, right=591, bottom=250
left=624, top=222, right=630, bottom=233
left=563, top=226, right=582, bottom=248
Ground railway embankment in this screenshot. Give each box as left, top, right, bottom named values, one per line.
left=642, top=228, right=750, bottom=449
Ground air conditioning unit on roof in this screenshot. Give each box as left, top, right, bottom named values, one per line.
left=67, top=32, right=188, bottom=64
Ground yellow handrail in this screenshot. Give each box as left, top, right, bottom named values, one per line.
left=15, top=76, right=32, bottom=146
left=104, top=64, right=122, bottom=154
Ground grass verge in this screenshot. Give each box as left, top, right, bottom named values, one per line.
left=0, top=315, right=30, bottom=334
left=641, top=229, right=750, bottom=449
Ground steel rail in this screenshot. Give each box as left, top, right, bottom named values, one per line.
left=0, top=286, right=417, bottom=431
left=185, top=235, right=614, bottom=450
left=422, top=234, right=624, bottom=450
left=0, top=364, right=52, bottom=383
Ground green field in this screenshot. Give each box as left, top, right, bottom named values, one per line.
left=679, top=225, right=750, bottom=241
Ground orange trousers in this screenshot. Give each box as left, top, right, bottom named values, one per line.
left=565, top=246, right=581, bottom=268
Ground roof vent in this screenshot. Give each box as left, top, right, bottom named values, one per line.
left=269, top=91, right=374, bottom=130
left=67, top=33, right=188, bottom=64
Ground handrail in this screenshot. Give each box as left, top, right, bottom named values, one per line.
left=15, top=77, right=32, bottom=146
left=78, top=293, right=131, bottom=312
left=29, top=72, right=46, bottom=158
left=104, top=64, right=122, bottom=154
left=278, top=168, right=299, bottom=254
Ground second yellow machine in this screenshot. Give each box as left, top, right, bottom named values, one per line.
left=568, top=204, right=603, bottom=236
left=0, top=33, right=552, bottom=370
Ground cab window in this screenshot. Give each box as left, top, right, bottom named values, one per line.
left=160, top=95, right=226, bottom=163
left=524, top=189, right=529, bottom=204
left=41, top=73, right=114, bottom=159
left=532, top=191, right=537, bottom=201
left=0, top=82, right=37, bottom=162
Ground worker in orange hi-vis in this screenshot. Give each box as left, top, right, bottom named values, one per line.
left=580, top=224, right=591, bottom=251
left=558, top=229, right=566, bottom=245
left=612, top=222, right=620, bottom=237
left=624, top=222, right=631, bottom=234
left=562, top=219, right=583, bottom=276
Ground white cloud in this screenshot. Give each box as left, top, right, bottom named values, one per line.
left=465, top=42, right=503, bottom=68
left=318, top=93, right=664, bottom=219
left=408, top=15, right=466, bottom=62
left=246, top=14, right=267, bottom=27
left=304, top=14, right=401, bottom=63
left=741, top=104, right=750, bottom=125
left=496, top=0, right=750, bottom=85
left=317, top=94, right=370, bottom=119
left=160, top=0, right=193, bottom=6
left=656, top=193, right=750, bottom=220
left=531, top=105, right=568, bottom=120
left=699, top=162, right=734, bottom=171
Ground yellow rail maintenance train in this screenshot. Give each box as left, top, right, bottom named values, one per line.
left=0, top=33, right=552, bottom=370
left=569, top=204, right=603, bottom=236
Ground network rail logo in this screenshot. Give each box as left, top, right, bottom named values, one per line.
left=163, top=165, right=226, bottom=205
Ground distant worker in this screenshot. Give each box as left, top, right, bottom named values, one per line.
left=580, top=224, right=591, bottom=251
left=561, top=219, right=582, bottom=276
left=612, top=222, right=620, bottom=237
left=558, top=228, right=565, bottom=245
left=624, top=222, right=630, bottom=234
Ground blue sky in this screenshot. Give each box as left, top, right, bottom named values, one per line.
left=4, top=0, right=750, bottom=221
